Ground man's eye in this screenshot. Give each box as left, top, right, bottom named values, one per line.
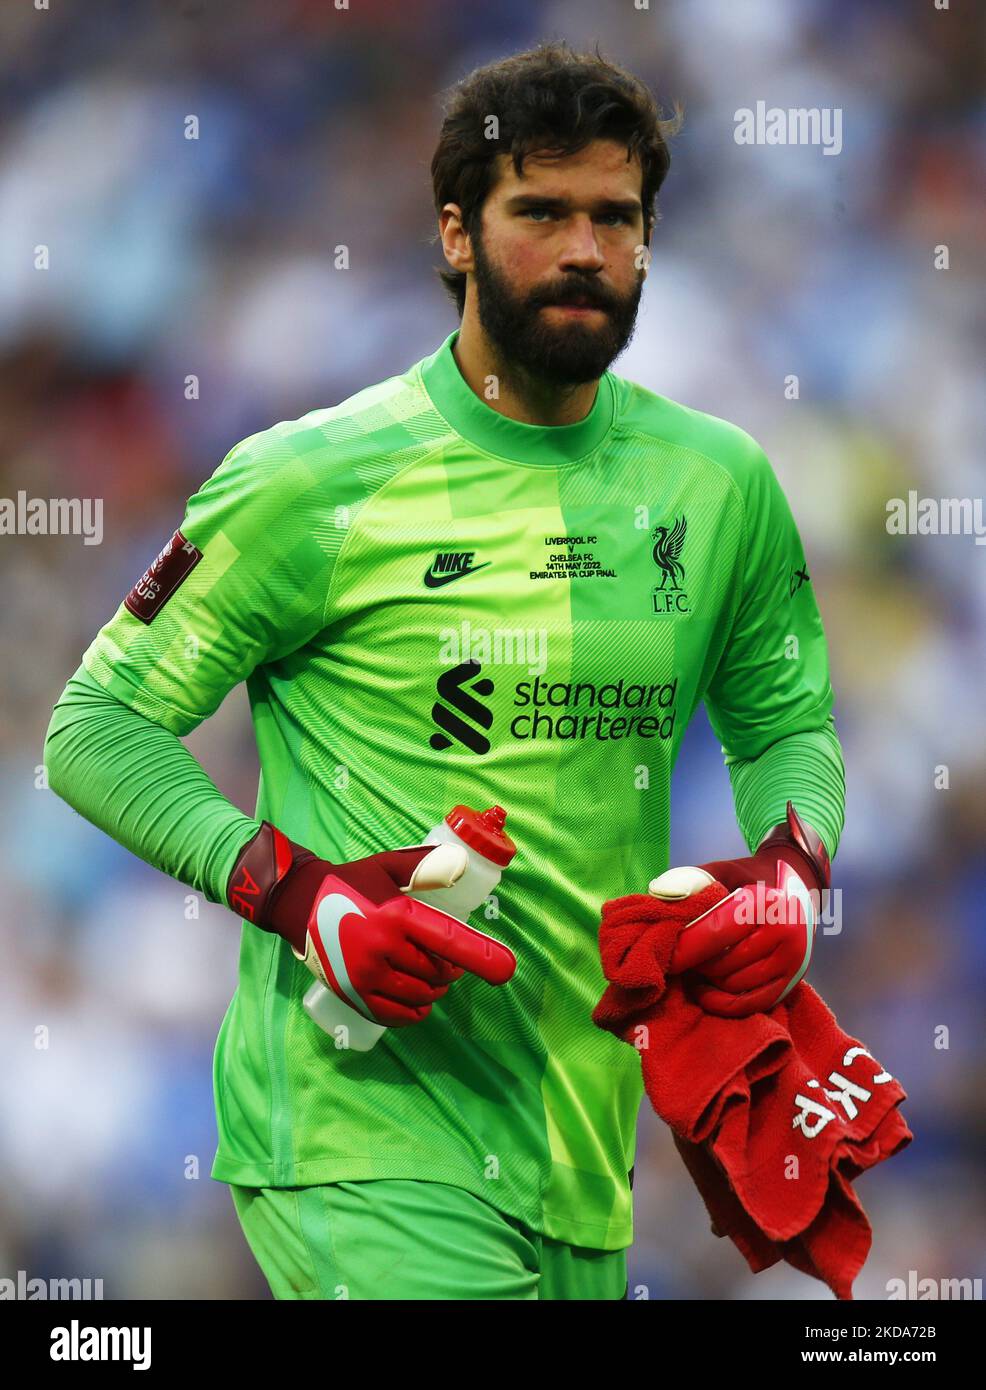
left=523, top=208, right=632, bottom=226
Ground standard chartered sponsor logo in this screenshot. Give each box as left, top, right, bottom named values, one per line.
left=430, top=660, right=495, bottom=754
left=429, top=616, right=679, bottom=752
left=510, top=674, right=677, bottom=741
left=428, top=659, right=678, bottom=753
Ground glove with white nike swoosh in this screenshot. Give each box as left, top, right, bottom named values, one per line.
left=227, top=822, right=516, bottom=1026
left=657, top=802, right=831, bottom=1017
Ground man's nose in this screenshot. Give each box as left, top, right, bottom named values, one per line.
left=557, top=214, right=606, bottom=270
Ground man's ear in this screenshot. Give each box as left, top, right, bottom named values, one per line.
left=439, top=203, right=474, bottom=274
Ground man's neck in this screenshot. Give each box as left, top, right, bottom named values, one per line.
left=452, top=315, right=599, bottom=427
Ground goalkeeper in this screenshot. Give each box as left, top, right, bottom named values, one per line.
left=44, top=42, right=844, bottom=1301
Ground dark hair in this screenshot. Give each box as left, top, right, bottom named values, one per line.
left=431, top=40, right=682, bottom=316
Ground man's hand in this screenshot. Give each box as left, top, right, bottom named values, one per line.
left=654, top=802, right=830, bottom=1017
left=227, top=823, right=516, bottom=1026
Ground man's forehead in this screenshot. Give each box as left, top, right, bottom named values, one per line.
left=491, top=140, right=642, bottom=194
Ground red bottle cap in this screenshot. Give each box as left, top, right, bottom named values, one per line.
left=444, top=804, right=517, bottom=866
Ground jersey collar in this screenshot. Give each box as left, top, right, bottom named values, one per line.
left=419, top=329, right=615, bottom=466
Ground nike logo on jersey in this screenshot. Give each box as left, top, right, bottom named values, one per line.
left=423, top=552, right=491, bottom=588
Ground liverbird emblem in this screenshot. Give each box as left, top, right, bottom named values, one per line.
left=650, top=515, right=687, bottom=590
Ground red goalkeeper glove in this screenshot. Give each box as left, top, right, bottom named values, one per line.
left=656, top=802, right=830, bottom=1017
left=227, top=822, right=516, bottom=1026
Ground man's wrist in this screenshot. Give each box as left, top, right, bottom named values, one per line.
left=227, top=821, right=322, bottom=953
left=756, top=801, right=831, bottom=895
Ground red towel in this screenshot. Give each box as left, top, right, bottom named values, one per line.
left=592, top=887, right=913, bottom=1300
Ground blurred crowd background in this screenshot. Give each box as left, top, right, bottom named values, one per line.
left=1, top=0, right=984, bottom=1300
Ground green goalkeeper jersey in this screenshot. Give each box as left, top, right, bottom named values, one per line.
left=82, top=329, right=835, bottom=1249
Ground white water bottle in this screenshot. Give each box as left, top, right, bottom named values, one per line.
left=303, top=804, right=517, bottom=1050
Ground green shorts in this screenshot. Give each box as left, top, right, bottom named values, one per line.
left=230, top=1179, right=628, bottom=1300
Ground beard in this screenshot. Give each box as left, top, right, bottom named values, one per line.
left=470, top=231, right=644, bottom=388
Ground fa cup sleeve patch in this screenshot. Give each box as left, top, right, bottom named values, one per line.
left=124, top=529, right=203, bottom=623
